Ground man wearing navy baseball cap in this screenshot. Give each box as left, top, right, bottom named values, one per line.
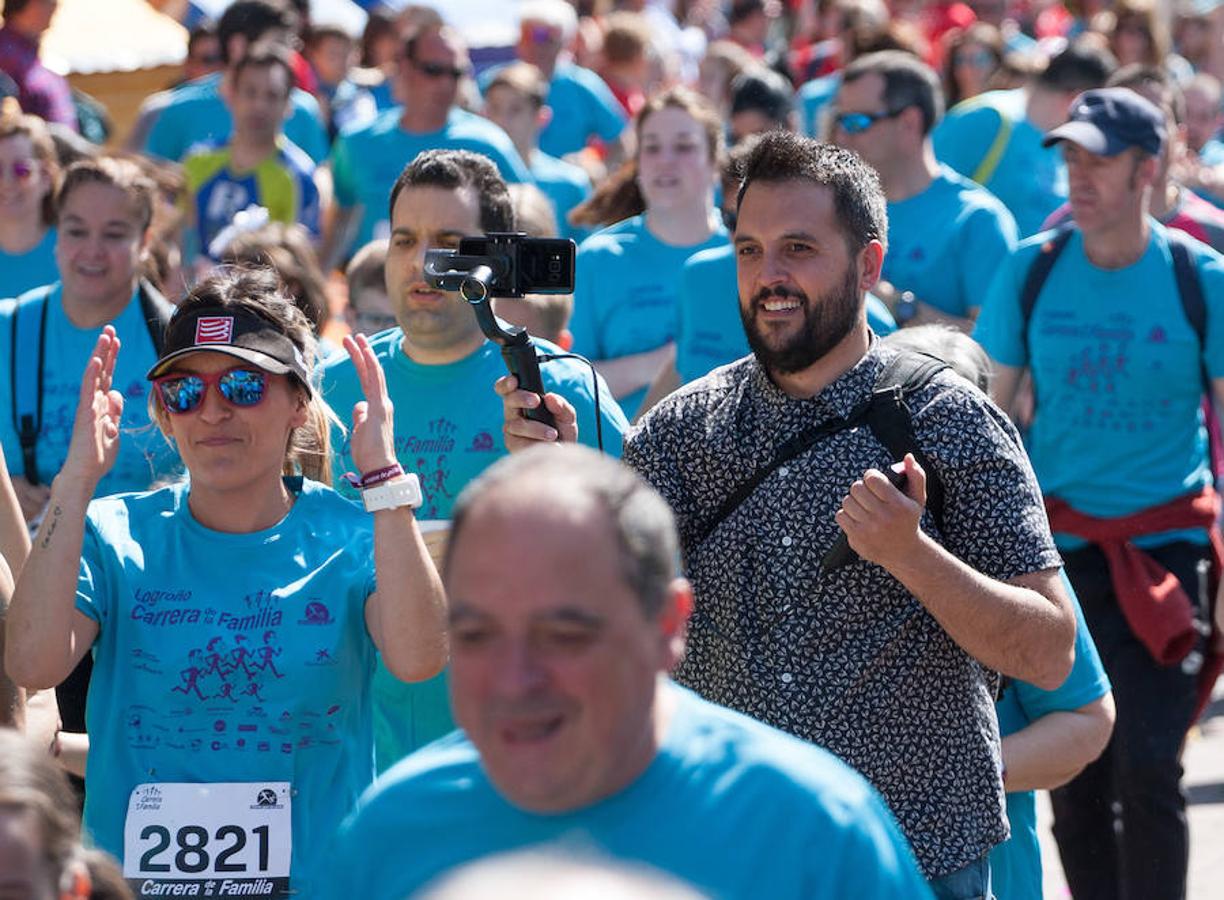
left=976, top=85, right=1224, bottom=900
left=1042, top=86, right=1167, bottom=156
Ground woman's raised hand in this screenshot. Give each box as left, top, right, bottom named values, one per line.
left=60, top=327, right=125, bottom=493
left=344, top=333, right=398, bottom=476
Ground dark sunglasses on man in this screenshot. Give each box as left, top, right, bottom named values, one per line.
left=413, top=59, right=469, bottom=80
left=833, top=105, right=911, bottom=135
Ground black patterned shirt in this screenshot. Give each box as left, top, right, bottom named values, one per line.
left=624, top=342, right=1062, bottom=878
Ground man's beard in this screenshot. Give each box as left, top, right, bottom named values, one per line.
left=739, top=262, right=862, bottom=376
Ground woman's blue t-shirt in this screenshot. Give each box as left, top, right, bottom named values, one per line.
left=572, top=214, right=731, bottom=417
left=75, top=479, right=379, bottom=893
left=0, top=227, right=58, bottom=298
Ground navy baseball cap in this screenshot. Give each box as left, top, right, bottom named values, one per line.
left=1042, top=87, right=1166, bottom=156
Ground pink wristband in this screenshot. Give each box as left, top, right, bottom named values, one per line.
left=343, top=463, right=405, bottom=489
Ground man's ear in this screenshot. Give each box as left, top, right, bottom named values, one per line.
left=537, top=104, right=554, bottom=131
left=856, top=239, right=885, bottom=292
left=658, top=578, right=693, bottom=671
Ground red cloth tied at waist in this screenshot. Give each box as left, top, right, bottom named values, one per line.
left=1044, top=489, right=1221, bottom=665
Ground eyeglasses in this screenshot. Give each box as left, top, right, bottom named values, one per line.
left=0, top=159, right=36, bottom=182
left=834, top=107, right=909, bottom=135
left=153, top=368, right=269, bottom=414
left=413, top=59, right=469, bottom=80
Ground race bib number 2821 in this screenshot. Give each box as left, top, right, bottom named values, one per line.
left=123, top=782, right=292, bottom=898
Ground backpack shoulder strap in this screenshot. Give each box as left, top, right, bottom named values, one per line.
left=1165, top=228, right=1208, bottom=354
left=10, top=286, right=52, bottom=485
left=691, top=351, right=951, bottom=550
left=1019, top=224, right=1075, bottom=363
left=689, top=406, right=870, bottom=548
left=137, top=279, right=174, bottom=355
left=863, top=350, right=950, bottom=532
left=970, top=104, right=1013, bottom=186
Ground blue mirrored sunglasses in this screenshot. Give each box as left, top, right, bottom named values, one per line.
left=153, top=368, right=268, bottom=414
left=834, top=107, right=908, bottom=135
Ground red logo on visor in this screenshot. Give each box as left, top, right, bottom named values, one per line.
left=195, top=316, right=235, bottom=344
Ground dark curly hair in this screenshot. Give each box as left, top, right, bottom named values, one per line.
left=388, top=149, right=514, bottom=234
left=735, top=131, right=888, bottom=256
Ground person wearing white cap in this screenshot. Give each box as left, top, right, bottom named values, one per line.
left=4, top=266, right=447, bottom=897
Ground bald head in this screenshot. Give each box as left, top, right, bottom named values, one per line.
left=446, top=446, right=677, bottom=617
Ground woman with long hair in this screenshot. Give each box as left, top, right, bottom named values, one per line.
left=568, top=87, right=731, bottom=418
left=5, top=266, right=447, bottom=895
left=943, top=23, right=1005, bottom=109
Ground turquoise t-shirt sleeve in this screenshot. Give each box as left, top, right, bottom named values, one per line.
left=144, top=99, right=188, bottom=161
left=578, top=68, right=628, bottom=142
left=570, top=240, right=606, bottom=358
left=286, top=91, right=330, bottom=163
left=489, top=139, right=532, bottom=185
left=959, top=203, right=1019, bottom=314
left=538, top=349, right=629, bottom=458
left=866, top=293, right=897, bottom=336
left=330, top=133, right=359, bottom=209
left=73, top=514, right=110, bottom=626
left=1197, top=247, right=1224, bottom=380
left=1012, top=584, right=1111, bottom=720
left=973, top=246, right=1030, bottom=367
left=933, top=105, right=1000, bottom=180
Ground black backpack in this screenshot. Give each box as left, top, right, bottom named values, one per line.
left=692, top=350, right=951, bottom=562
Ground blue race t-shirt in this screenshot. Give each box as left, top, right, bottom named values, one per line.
left=0, top=227, right=57, bottom=298
left=572, top=215, right=731, bottom=417
left=934, top=89, right=1067, bottom=237
left=885, top=166, right=1018, bottom=317
left=673, top=245, right=897, bottom=385
left=0, top=283, right=182, bottom=496
left=319, top=329, right=629, bottom=771
left=975, top=222, right=1224, bottom=531
left=75, top=479, right=379, bottom=895
left=530, top=149, right=593, bottom=242
left=330, top=107, right=532, bottom=255
left=504, top=61, right=626, bottom=158
left=323, top=683, right=933, bottom=900
left=143, top=72, right=329, bottom=164
left=990, top=575, right=1110, bottom=900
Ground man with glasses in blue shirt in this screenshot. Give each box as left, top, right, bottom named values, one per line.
left=326, top=24, right=531, bottom=265
left=832, top=51, right=1018, bottom=331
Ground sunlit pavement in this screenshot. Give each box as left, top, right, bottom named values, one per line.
left=1037, top=681, right=1224, bottom=899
